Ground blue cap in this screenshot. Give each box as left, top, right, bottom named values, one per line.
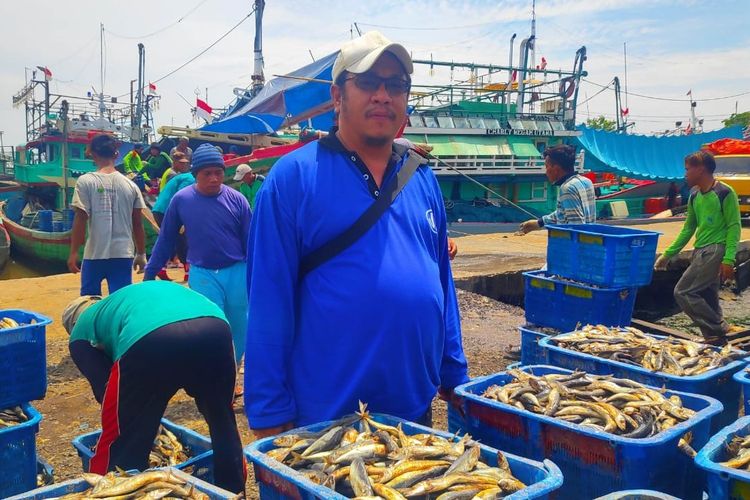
left=191, top=143, right=225, bottom=173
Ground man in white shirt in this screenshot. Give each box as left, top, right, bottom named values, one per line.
left=68, top=134, right=147, bottom=295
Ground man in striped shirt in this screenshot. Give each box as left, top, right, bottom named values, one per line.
left=519, top=144, right=596, bottom=234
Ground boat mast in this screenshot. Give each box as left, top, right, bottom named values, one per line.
left=134, top=43, right=146, bottom=142
left=61, top=100, right=70, bottom=209
left=251, top=0, right=265, bottom=97
left=98, top=23, right=106, bottom=119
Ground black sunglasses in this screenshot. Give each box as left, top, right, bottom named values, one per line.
left=344, top=73, right=411, bottom=96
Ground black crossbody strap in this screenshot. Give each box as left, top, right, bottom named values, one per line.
left=299, top=149, right=427, bottom=280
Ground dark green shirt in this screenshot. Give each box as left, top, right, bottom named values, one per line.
left=70, top=281, right=227, bottom=360
left=664, top=181, right=741, bottom=264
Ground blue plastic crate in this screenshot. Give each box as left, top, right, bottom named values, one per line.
left=540, top=333, right=747, bottom=432
left=4, top=466, right=236, bottom=500
left=695, top=415, right=750, bottom=499
left=72, top=418, right=214, bottom=481
left=36, top=458, right=54, bottom=486
left=452, top=365, right=721, bottom=500
left=523, top=271, right=637, bottom=332
left=520, top=326, right=552, bottom=366
left=546, top=223, right=660, bottom=287
left=245, top=413, right=563, bottom=499
left=0, top=404, right=42, bottom=498
left=594, top=491, right=682, bottom=500
left=0, top=310, right=51, bottom=408
left=732, top=369, right=750, bottom=416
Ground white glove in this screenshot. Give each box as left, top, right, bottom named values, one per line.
left=133, top=253, right=148, bottom=273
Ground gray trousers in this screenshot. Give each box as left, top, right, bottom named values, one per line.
left=674, top=243, right=729, bottom=340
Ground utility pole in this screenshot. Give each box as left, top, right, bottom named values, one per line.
left=98, top=23, right=106, bottom=119
left=134, top=43, right=146, bottom=142
left=60, top=101, right=70, bottom=208
left=251, top=0, right=266, bottom=97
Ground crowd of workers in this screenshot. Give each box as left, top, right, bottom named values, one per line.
left=60, top=31, right=742, bottom=495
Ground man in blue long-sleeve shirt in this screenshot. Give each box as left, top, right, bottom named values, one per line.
left=245, top=31, right=469, bottom=437
left=145, top=144, right=251, bottom=363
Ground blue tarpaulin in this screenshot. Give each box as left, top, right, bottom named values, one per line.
left=576, top=125, right=744, bottom=180
left=202, top=51, right=339, bottom=134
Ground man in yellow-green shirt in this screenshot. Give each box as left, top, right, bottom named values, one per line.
left=233, top=163, right=264, bottom=210
left=655, top=151, right=741, bottom=344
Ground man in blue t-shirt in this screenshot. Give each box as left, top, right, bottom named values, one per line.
left=244, top=31, right=469, bottom=437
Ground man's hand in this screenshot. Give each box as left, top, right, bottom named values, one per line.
left=67, top=253, right=81, bottom=274
left=518, top=219, right=540, bottom=235
left=654, top=254, right=670, bottom=271
left=447, top=238, right=458, bottom=261
left=133, top=253, right=147, bottom=273
left=251, top=422, right=295, bottom=439
left=720, top=263, right=735, bottom=282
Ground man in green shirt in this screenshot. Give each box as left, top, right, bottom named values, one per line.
left=62, top=281, right=245, bottom=493
left=233, top=163, right=264, bottom=210
left=655, top=151, right=742, bottom=344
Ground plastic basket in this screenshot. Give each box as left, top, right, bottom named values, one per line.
left=0, top=404, right=43, bottom=498
left=245, top=413, right=563, bottom=500
left=520, top=326, right=551, bottom=366
left=732, top=369, right=750, bottom=416
left=452, top=365, right=721, bottom=500
left=541, top=333, right=747, bottom=432
left=523, top=271, right=637, bottom=332
left=0, top=310, right=51, bottom=408
left=545, top=223, right=660, bottom=287
left=594, top=490, right=681, bottom=500
left=4, top=466, right=237, bottom=500
left=695, top=415, right=750, bottom=500
left=72, top=418, right=214, bottom=481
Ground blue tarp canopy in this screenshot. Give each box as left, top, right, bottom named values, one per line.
left=202, top=51, right=339, bottom=134
left=576, top=125, right=744, bottom=180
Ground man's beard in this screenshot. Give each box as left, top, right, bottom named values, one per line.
left=363, top=134, right=391, bottom=147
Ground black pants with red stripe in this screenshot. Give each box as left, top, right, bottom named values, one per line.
left=70, top=317, right=245, bottom=493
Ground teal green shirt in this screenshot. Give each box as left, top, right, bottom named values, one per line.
left=664, top=181, right=741, bottom=264
left=239, top=180, right=263, bottom=210
left=70, top=281, right=227, bottom=360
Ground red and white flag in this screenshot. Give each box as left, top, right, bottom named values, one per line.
left=621, top=107, right=629, bottom=117
left=686, top=89, right=692, bottom=97
left=196, top=98, right=213, bottom=123
left=148, top=82, right=157, bottom=94
left=540, top=57, right=547, bottom=70
left=685, top=123, right=693, bottom=135
left=36, top=66, right=52, bottom=81
left=511, top=70, right=517, bottom=82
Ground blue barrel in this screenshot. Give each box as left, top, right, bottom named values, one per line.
left=37, top=210, right=53, bottom=232
left=62, top=209, right=75, bottom=231
left=52, top=221, right=63, bottom=232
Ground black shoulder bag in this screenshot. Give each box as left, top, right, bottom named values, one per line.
left=298, top=147, right=427, bottom=280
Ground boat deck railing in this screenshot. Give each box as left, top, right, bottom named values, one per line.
left=428, top=154, right=585, bottom=176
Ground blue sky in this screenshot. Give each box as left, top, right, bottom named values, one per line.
left=0, top=0, right=748, bottom=144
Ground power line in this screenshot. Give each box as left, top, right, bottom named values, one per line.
left=583, top=79, right=750, bottom=102
left=578, top=79, right=613, bottom=106
left=105, top=0, right=211, bottom=40
left=357, top=20, right=499, bottom=31
left=115, top=8, right=255, bottom=99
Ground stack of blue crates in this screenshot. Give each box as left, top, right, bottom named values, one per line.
left=0, top=309, right=52, bottom=498
left=521, top=224, right=660, bottom=364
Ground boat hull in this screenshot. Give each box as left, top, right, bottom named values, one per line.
left=0, top=222, right=9, bottom=272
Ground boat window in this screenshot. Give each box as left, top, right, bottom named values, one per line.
left=715, top=157, right=750, bottom=175
left=518, top=181, right=548, bottom=202
left=535, top=120, right=553, bottom=131
left=468, top=117, right=486, bottom=129
left=70, top=146, right=82, bottom=159
left=484, top=118, right=501, bottom=128
left=452, top=117, right=470, bottom=129
left=423, top=115, right=440, bottom=128
left=436, top=116, right=455, bottom=128
left=549, top=120, right=566, bottom=131
left=47, top=144, right=56, bottom=163
left=508, top=119, right=524, bottom=130
left=409, top=115, right=425, bottom=127
left=521, top=120, right=537, bottom=131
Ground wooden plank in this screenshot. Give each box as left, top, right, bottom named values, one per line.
left=630, top=318, right=702, bottom=341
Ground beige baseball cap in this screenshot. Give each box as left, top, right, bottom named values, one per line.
left=332, top=31, right=413, bottom=82
left=233, top=164, right=253, bottom=181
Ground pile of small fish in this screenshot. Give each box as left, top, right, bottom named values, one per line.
left=90, top=426, right=191, bottom=468
left=265, top=403, right=527, bottom=499
left=552, top=324, right=743, bottom=376
left=720, top=434, right=750, bottom=470
left=481, top=369, right=697, bottom=439
left=0, top=405, right=29, bottom=428
left=0, top=316, right=21, bottom=329
left=56, top=470, right=209, bottom=499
